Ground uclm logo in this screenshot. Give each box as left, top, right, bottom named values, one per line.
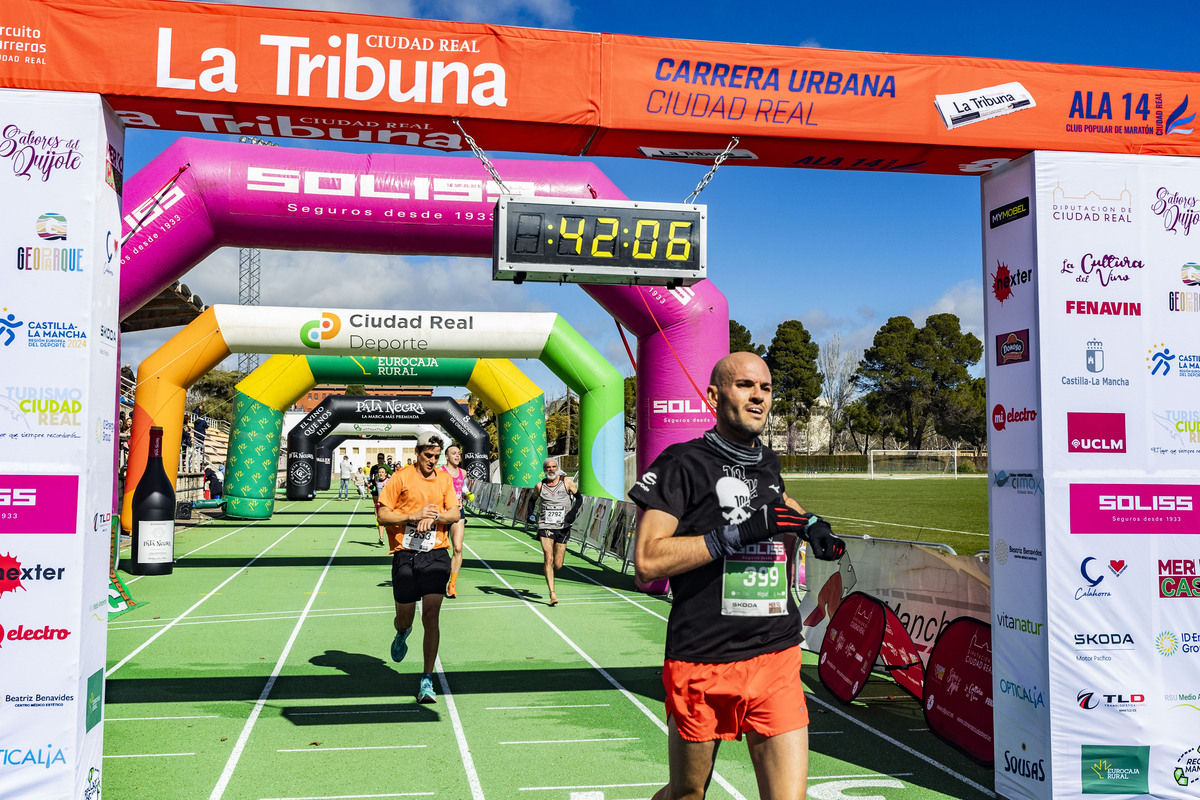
left=1067, top=412, right=1126, bottom=453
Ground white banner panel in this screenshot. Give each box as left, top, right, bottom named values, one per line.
left=212, top=305, right=558, bottom=358
left=0, top=90, right=122, bottom=800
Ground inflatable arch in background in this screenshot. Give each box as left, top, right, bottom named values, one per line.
left=287, top=395, right=487, bottom=500
left=225, top=354, right=546, bottom=519
left=313, top=428, right=441, bottom=491
left=122, top=304, right=622, bottom=530
left=118, top=139, right=728, bottom=506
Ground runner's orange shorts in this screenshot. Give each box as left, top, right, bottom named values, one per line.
left=662, top=644, right=808, bottom=741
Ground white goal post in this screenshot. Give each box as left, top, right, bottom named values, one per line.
left=868, top=449, right=960, bottom=478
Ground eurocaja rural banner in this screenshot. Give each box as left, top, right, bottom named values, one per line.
left=985, top=152, right=1200, bottom=800
left=5, top=0, right=1200, bottom=173
left=0, top=89, right=122, bottom=800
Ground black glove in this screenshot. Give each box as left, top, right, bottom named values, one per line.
left=802, top=516, right=845, bottom=560
left=704, top=502, right=807, bottom=559
left=563, top=492, right=584, bottom=527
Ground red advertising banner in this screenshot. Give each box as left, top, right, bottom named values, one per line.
left=0, top=474, right=78, bottom=534
left=923, top=617, right=993, bottom=764
left=818, top=592, right=885, bottom=703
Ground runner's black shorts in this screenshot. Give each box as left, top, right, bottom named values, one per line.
left=391, top=548, right=451, bottom=604
left=537, top=527, right=571, bottom=545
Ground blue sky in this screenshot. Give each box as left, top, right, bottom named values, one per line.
left=121, top=0, right=1198, bottom=399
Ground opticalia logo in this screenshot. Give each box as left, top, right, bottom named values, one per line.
left=991, top=470, right=1042, bottom=496
left=1159, top=558, right=1200, bottom=598
left=1081, top=745, right=1150, bottom=794
left=998, top=676, right=1044, bottom=708
left=1065, top=299, right=1141, bottom=316
left=0, top=552, right=66, bottom=600
left=1076, top=690, right=1144, bottom=712
left=1067, top=412, right=1126, bottom=453
left=0, top=622, right=73, bottom=646
left=34, top=212, right=65, bottom=241
left=990, top=260, right=1032, bottom=304
left=1147, top=342, right=1200, bottom=378
left=989, top=197, right=1029, bottom=228
left=1059, top=252, right=1145, bottom=287
left=994, top=329, right=1030, bottom=365
left=301, top=312, right=341, bottom=349
left=991, top=404, right=1037, bottom=431
left=1075, top=556, right=1126, bottom=601
left=1003, top=747, right=1046, bottom=782
left=1151, top=186, right=1200, bottom=236
left=0, top=742, right=67, bottom=769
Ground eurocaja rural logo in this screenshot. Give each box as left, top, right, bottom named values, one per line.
left=301, top=312, right=341, bottom=349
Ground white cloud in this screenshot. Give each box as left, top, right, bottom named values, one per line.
left=908, top=278, right=985, bottom=342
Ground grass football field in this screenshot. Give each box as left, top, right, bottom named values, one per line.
left=105, top=481, right=993, bottom=800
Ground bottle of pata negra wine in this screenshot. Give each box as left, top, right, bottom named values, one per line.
left=130, top=425, right=176, bottom=576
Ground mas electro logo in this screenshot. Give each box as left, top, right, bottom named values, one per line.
left=1081, top=745, right=1149, bottom=795
left=1152, top=186, right=1200, bottom=236
left=1076, top=556, right=1126, bottom=601
left=1076, top=689, right=1145, bottom=712
left=0, top=552, right=66, bottom=600
left=995, top=329, right=1030, bottom=365
left=1051, top=182, right=1132, bottom=225
left=989, top=197, right=1029, bottom=228
left=1068, top=412, right=1126, bottom=453
left=1160, top=558, right=1200, bottom=598
left=992, top=404, right=1037, bottom=431
left=1059, top=252, right=1145, bottom=287
left=34, top=212, right=66, bottom=241
left=301, top=312, right=341, bottom=349
left=1147, top=343, right=1200, bottom=378
left=1169, top=262, right=1200, bottom=313
left=0, top=308, right=23, bottom=347
left=991, top=260, right=1032, bottom=304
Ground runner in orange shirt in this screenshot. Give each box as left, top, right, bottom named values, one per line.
left=377, top=431, right=461, bottom=704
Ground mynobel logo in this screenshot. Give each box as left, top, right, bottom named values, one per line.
left=990, top=197, right=1030, bottom=228
left=301, top=312, right=341, bottom=349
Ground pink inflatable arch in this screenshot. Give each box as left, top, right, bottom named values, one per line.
left=120, top=137, right=728, bottom=504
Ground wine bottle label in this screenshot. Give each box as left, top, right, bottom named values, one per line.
left=137, top=519, right=175, bottom=564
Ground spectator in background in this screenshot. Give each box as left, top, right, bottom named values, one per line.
left=337, top=455, right=353, bottom=500
left=181, top=415, right=193, bottom=471
left=203, top=462, right=223, bottom=499
left=370, top=465, right=390, bottom=545
left=118, top=410, right=131, bottom=472
left=376, top=453, right=393, bottom=476
left=353, top=466, right=368, bottom=499
left=192, top=404, right=208, bottom=462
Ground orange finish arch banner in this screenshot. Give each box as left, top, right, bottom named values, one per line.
left=3, top=0, right=1200, bottom=173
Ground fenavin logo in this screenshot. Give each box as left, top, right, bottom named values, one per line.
left=35, top=212, right=66, bottom=241
left=301, top=312, right=341, bottom=349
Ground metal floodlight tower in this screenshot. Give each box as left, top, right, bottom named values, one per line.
left=236, top=135, right=277, bottom=376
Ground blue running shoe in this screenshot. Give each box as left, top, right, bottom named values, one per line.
left=390, top=627, right=412, bottom=663
left=417, top=674, right=437, bottom=704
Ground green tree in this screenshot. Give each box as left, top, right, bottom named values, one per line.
left=765, top=320, right=823, bottom=454
left=729, top=319, right=766, bottom=356
left=345, top=383, right=366, bottom=395
left=934, top=376, right=987, bottom=452
left=624, top=375, right=637, bottom=449
left=855, top=314, right=982, bottom=450
left=188, top=368, right=239, bottom=422
left=545, top=392, right=579, bottom=456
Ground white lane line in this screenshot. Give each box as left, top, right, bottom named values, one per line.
left=107, top=715, right=219, bottom=721
left=285, top=709, right=418, bottom=717
left=809, top=731, right=844, bottom=735
left=500, top=737, right=639, bottom=745
left=103, top=752, right=195, bottom=758
left=805, top=694, right=995, bottom=797
left=821, top=514, right=987, bottom=538
left=277, top=745, right=426, bottom=752
left=208, top=510, right=354, bottom=800
left=463, top=538, right=751, bottom=800
left=487, top=703, right=610, bottom=711
left=435, top=654, right=485, bottom=800
left=813, top=773, right=915, bottom=779
left=106, top=500, right=335, bottom=678
left=519, top=783, right=663, bottom=792
left=260, top=794, right=433, bottom=800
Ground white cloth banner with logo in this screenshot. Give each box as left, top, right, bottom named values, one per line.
left=984, top=152, right=1200, bottom=800
left=0, top=90, right=122, bottom=800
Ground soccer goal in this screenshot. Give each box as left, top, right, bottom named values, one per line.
left=868, top=449, right=960, bottom=478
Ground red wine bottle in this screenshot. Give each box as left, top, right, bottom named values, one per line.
left=129, top=425, right=176, bottom=576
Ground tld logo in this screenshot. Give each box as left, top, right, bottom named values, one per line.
left=992, top=404, right=1037, bottom=431
left=1076, top=690, right=1144, bottom=711
left=1067, top=412, right=1126, bottom=453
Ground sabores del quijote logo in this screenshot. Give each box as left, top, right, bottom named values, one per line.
left=1151, top=187, right=1200, bottom=236
left=0, top=124, right=83, bottom=182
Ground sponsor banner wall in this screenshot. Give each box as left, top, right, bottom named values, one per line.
left=981, top=155, right=1051, bottom=800
left=1033, top=152, right=1200, bottom=800
left=0, top=90, right=120, bottom=800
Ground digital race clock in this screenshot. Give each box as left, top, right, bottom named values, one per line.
left=493, top=196, right=706, bottom=286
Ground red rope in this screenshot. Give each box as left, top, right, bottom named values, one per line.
left=615, top=319, right=636, bottom=371
left=636, top=288, right=715, bottom=417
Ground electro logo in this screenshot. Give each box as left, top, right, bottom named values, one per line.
left=1159, top=559, right=1200, bottom=598
left=992, top=404, right=1037, bottom=431
left=301, top=312, right=341, bottom=349
left=995, top=329, right=1030, bottom=365
left=1067, top=412, right=1126, bottom=453
left=34, top=212, right=65, bottom=241
left=0, top=623, right=73, bottom=645
left=991, top=261, right=1032, bottom=304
